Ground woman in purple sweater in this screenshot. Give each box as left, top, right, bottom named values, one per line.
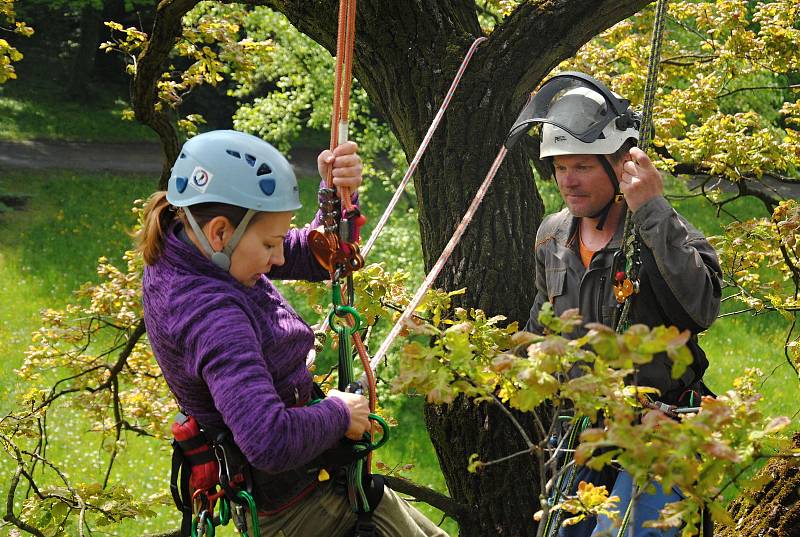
left=138, top=130, right=446, bottom=536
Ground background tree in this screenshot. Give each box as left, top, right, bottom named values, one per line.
left=14, top=0, right=153, bottom=96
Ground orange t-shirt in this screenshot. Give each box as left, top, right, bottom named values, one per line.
left=579, top=237, right=595, bottom=269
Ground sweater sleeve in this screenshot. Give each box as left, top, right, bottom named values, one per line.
left=269, top=179, right=360, bottom=282
left=174, top=294, right=350, bottom=472
left=631, top=196, right=722, bottom=330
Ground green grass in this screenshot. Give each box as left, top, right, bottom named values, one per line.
left=0, top=77, right=157, bottom=143
left=0, top=169, right=155, bottom=409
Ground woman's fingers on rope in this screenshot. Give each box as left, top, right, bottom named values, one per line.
left=317, top=141, right=363, bottom=190
left=328, top=389, right=370, bottom=440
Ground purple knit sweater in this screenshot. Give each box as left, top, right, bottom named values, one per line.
left=143, top=217, right=350, bottom=473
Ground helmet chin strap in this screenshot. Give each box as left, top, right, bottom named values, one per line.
left=183, top=207, right=257, bottom=272
left=589, top=155, right=623, bottom=231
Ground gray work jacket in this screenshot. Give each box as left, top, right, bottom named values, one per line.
left=525, top=196, right=723, bottom=404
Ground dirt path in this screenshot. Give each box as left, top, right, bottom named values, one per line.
left=0, top=140, right=321, bottom=177
left=2, top=139, right=797, bottom=201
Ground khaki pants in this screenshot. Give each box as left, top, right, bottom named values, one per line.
left=249, top=481, right=450, bottom=537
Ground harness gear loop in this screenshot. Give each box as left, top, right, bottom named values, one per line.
left=235, top=490, right=260, bottom=537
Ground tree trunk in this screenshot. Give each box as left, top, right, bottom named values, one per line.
left=134, top=0, right=202, bottom=187
left=717, top=433, right=800, bottom=537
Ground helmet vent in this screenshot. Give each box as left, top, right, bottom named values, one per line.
left=180, top=153, right=187, bottom=159
left=245, top=154, right=257, bottom=167
left=175, top=176, right=189, bottom=193
left=259, top=178, right=276, bottom=196
left=226, top=150, right=241, bottom=159
left=257, top=163, right=272, bottom=176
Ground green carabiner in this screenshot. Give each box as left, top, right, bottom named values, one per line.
left=328, top=305, right=362, bottom=334
left=218, top=496, right=231, bottom=526
left=367, top=413, right=390, bottom=451
left=236, top=490, right=260, bottom=537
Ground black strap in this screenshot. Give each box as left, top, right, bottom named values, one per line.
left=169, top=439, right=194, bottom=537
left=185, top=450, right=216, bottom=466
left=314, top=440, right=371, bottom=468
left=351, top=474, right=386, bottom=537
left=591, top=155, right=622, bottom=231
left=176, top=434, right=208, bottom=452
left=353, top=511, right=379, bottom=537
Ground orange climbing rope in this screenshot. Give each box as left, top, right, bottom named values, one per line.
left=324, top=0, right=377, bottom=453
left=329, top=0, right=357, bottom=210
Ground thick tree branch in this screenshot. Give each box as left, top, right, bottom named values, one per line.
left=717, top=84, right=800, bottom=99
left=383, top=475, right=471, bottom=525
left=487, top=0, right=651, bottom=104
left=2, top=434, right=46, bottom=537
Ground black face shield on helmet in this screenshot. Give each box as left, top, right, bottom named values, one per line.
left=504, top=71, right=640, bottom=150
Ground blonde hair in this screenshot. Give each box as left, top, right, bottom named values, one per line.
left=136, top=191, right=175, bottom=266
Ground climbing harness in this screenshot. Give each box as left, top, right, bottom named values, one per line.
left=170, top=412, right=260, bottom=537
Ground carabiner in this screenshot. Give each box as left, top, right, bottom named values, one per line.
left=192, top=510, right=215, bottom=537
left=328, top=305, right=362, bottom=334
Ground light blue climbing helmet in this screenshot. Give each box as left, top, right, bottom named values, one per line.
left=166, top=130, right=301, bottom=271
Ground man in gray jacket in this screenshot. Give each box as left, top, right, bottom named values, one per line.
left=521, top=72, right=722, bottom=536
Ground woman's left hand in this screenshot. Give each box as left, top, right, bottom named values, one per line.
left=317, top=141, right=363, bottom=191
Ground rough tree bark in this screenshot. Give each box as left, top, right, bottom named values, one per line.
left=716, top=433, right=800, bottom=537
left=133, top=1, right=650, bottom=535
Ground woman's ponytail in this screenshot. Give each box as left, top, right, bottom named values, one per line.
left=136, top=191, right=176, bottom=265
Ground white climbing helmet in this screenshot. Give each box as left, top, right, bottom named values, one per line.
left=539, top=87, right=640, bottom=158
